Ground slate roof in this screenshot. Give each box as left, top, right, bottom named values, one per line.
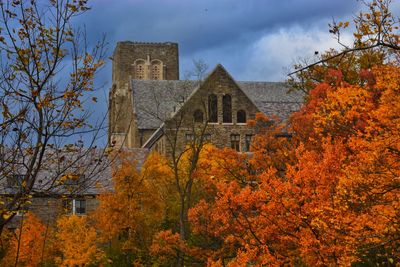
left=238, top=81, right=304, bottom=120
left=131, top=79, right=304, bottom=130
left=0, top=148, right=112, bottom=196
left=0, top=147, right=150, bottom=196
left=132, top=80, right=199, bottom=129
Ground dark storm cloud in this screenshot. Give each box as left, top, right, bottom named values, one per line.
left=82, top=0, right=359, bottom=57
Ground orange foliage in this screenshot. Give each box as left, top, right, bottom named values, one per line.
left=188, top=65, right=400, bottom=265
left=151, top=229, right=206, bottom=265
left=1, top=213, right=47, bottom=267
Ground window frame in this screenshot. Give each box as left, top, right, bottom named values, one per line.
left=73, top=199, right=86, bottom=215
left=203, top=134, right=211, bottom=143
left=185, top=133, right=195, bottom=143
left=62, top=198, right=87, bottom=215
left=230, top=134, right=240, bottom=151
left=237, top=110, right=247, bottom=124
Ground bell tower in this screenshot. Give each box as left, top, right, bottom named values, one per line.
left=109, top=41, right=179, bottom=148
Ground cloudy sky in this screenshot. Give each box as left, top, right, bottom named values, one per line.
left=80, top=0, right=362, bottom=83
left=75, top=0, right=368, bottom=143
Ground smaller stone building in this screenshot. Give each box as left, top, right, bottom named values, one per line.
left=0, top=148, right=113, bottom=228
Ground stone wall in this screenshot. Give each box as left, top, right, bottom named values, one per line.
left=6, top=196, right=99, bottom=229
left=112, top=41, right=179, bottom=87
left=109, top=83, right=135, bottom=147
left=154, top=65, right=260, bottom=157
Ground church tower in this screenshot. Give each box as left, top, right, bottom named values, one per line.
left=109, top=41, right=179, bottom=148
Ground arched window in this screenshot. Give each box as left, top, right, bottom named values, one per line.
left=151, top=61, right=162, bottom=80
left=193, top=109, right=203, bottom=123
left=208, top=94, right=218, bottom=123
left=135, top=60, right=145, bottom=80
left=222, top=94, right=232, bottom=123
left=237, top=110, right=246, bottom=123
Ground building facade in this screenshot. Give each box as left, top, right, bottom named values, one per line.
left=109, top=41, right=304, bottom=155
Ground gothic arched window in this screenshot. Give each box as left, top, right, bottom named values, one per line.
left=222, top=94, right=232, bottom=123
left=237, top=110, right=246, bottom=123
left=193, top=109, right=204, bottom=123
left=135, top=60, right=145, bottom=80
left=208, top=94, right=218, bottom=123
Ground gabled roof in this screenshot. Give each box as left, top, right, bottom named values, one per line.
left=131, top=65, right=304, bottom=130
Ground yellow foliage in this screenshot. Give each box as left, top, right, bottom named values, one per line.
left=55, top=215, right=103, bottom=266
left=92, top=151, right=169, bottom=261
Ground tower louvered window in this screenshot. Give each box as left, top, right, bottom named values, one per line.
left=152, top=63, right=161, bottom=80
left=136, top=63, right=145, bottom=79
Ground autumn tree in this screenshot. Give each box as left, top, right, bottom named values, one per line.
left=185, top=66, right=400, bottom=266
left=291, top=65, right=400, bottom=264
left=0, top=0, right=107, bottom=233
left=149, top=113, right=298, bottom=266
left=288, top=0, right=400, bottom=93
left=92, top=151, right=170, bottom=265
left=1, top=212, right=53, bottom=267
left=185, top=115, right=298, bottom=266
left=55, top=215, right=103, bottom=266
left=133, top=61, right=213, bottom=266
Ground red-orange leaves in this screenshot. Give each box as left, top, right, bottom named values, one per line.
left=189, top=65, right=400, bottom=265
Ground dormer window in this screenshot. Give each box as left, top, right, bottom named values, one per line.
left=64, top=174, right=84, bottom=186
left=6, top=174, right=25, bottom=189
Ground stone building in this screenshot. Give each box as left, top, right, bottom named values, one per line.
left=1, top=147, right=149, bottom=228
left=0, top=148, right=112, bottom=227
left=109, top=41, right=304, bottom=155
